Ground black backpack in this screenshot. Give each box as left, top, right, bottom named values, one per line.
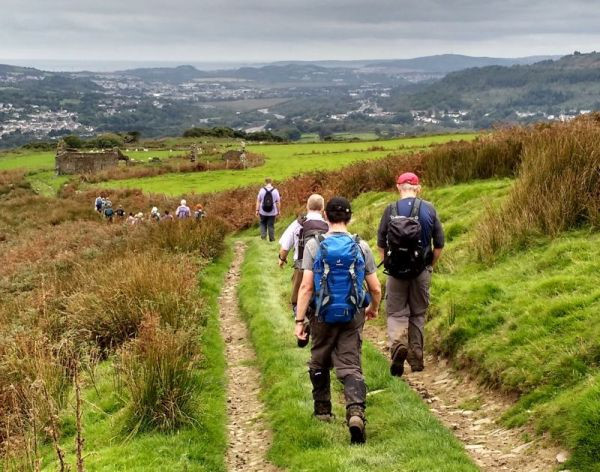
left=297, top=217, right=329, bottom=261
left=262, top=188, right=275, bottom=212
left=383, top=198, right=426, bottom=279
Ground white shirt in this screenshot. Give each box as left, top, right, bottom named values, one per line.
left=279, top=211, right=328, bottom=262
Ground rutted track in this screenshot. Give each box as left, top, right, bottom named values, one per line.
left=219, top=242, right=280, bottom=472
left=363, top=324, right=563, bottom=471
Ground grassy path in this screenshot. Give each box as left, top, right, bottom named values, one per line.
left=235, top=237, right=477, bottom=471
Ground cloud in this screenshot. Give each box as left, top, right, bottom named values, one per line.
left=1, top=0, right=599, bottom=62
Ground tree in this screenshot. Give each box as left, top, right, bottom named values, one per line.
left=63, top=135, right=84, bottom=148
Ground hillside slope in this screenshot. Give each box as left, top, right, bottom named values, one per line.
left=348, top=180, right=600, bottom=471
left=383, top=52, right=600, bottom=127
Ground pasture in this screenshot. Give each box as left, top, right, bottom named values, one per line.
left=0, top=133, right=476, bottom=197
left=100, top=133, right=476, bottom=195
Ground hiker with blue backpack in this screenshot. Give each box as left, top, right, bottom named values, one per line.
left=377, top=172, right=445, bottom=377
left=295, top=196, right=382, bottom=444
left=103, top=199, right=114, bottom=223
left=255, top=178, right=280, bottom=241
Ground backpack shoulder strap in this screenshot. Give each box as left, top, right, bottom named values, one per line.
left=410, top=198, right=422, bottom=219
left=389, top=202, right=399, bottom=217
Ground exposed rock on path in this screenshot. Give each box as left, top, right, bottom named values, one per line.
left=219, top=242, right=280, bottom=472
left=363, top=324, right=562, bottom=471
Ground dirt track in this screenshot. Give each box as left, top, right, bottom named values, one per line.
left=364, top=323, right=564, bottom=471
left=219, top=242, right=280, bottom=472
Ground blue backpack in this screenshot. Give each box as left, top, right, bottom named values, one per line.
left=312, top=234, right=368, bottom=324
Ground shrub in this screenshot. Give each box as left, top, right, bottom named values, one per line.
left=116, top=314, right=200, bottom=432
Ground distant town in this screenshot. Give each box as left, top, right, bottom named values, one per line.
left=1, top=52, right=599, bottom=146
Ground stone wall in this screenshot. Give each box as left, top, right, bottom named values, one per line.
left=55, top=148, right=127, bottom=175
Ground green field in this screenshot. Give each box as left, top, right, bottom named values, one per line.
left=0, top=151, right=55, bottom=171
left=0, top=134, right=476, bottom=198
left=98, top=134, right=476, bottom=195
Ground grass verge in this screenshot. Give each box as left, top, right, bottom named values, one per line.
left=237, top=237, right=476, bottom=471
left=36, top=245, right=232, bottom=471
left=348, top=180, right=600, bottom=471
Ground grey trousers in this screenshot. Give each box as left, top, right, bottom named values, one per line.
left=386, top=267, right=433, bottom=366
left=259, top=215, right=276, bottom=241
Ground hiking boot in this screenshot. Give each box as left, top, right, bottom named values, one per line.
left=313, top=401, right=333, bottom=421
left=346, top=406, right=366, bottom=444
left=407, top=350, right=424, bottom=372
left=390, top=345, right=408, bottom=377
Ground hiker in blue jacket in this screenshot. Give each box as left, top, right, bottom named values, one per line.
left=295, top=196, right=382, bottom=444
left=377, top=172, right=445, bottom=377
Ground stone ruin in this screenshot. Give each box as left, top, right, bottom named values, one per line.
left=221, top=150, right=245, bottom=161
left=55, top=141, right=129, bottom=175
left=221, top=141, right=247, bottom=162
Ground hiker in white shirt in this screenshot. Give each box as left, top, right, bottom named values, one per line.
left=278, top=194, right=329, bottom=316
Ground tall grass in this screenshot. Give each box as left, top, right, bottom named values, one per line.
left=140, top=217, right=229, bottom=258
left=477, top=116, right=600, bottom=257
left=0, top=170, right=229, bottom=462
left=422, top=128, right=525, bottom=186
left=116, top=314, right=200, bottom=432
left=66, top=252, right=203, bottom=353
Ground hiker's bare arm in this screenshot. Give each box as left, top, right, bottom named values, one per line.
left=377, top=246, right=385, bottom=263
left=295, top=270, right=314, bottom=340
left=365, top=272, right=382, bottom=320
left=278, top=248, right=290, bottom=268
left=276, top=200, right=281, bottom=216
left=432, top=248, right=443, bottom=267
left=255, top=199, right=260, bottom=215
left=296, top=270, right=314, bottom=320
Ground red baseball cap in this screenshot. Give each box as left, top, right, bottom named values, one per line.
left=397, top=172, right=420, bottom=185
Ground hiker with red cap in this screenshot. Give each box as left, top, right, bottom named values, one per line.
left=377, top=172, right=444, bottom=377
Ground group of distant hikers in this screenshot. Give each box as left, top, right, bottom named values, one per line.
left=257, top=172, right=444, bottom=444
left=94, top=195, right=206, bottom=224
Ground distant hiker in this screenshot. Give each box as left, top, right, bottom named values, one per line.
left=126, top=212, right=136, bottom=225
left=194, top=203, right=206, bottom=221
left=255, top=178, right=280, bottom=241
left=94, top=195, right=104, bottom=213
left=278, top=194, right=328, bottom=322
left=135, top=212, right=144, bottom=224
left=103, top=200, right=114, bottom=223
left=115, top=206, right=126, bottom=219
left=176, top=199, right=191, bottom=219
left=295, top=196, right=382, bottom=444
left=150, top=206, right=161, bottom=222
left=161, top=210, right=174, bottom=222
left=377, top=172, right=444, bottom=377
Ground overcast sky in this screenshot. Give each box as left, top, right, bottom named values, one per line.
left=1, top=0, right=599, bottom=64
